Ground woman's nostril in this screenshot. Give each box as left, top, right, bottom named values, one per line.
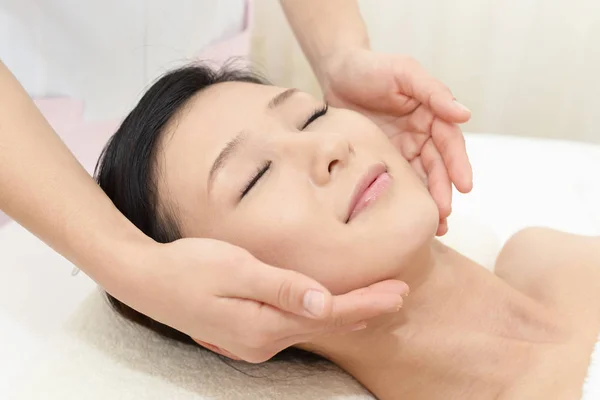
left=328, top=160, right=339, bottom=173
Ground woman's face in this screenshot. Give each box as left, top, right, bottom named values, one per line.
left=156, top=82, right=439, bottom=294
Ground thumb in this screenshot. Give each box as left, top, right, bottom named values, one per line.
left=395, top=60, right=471, bottom=123
left=226, top=259, right=334, bottom=320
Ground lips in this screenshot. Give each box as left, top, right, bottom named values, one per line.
left=346, top=163, right=391, bottom=222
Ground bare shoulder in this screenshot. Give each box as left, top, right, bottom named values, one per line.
left=498, top=227, right=600, bottom=264
left=494, top=227, right=600, bottom=321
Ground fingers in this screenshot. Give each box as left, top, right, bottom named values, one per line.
left=322, top=283, right=407, bottom=329
left=431, top=119, right=473, bottom=194
left=255, top=279, right=408, bottom=337
left=430, top=93, right=472, bottom=124
left=436, top=218, right=448, bottom=236
left=352, top=279, right=410, bottom=296
left=421, top=138, right=452, bottom=220
left=278, top=281, right=409, bottom=346
left=266, top=283, right=408, bottom=353
left=228, top=260, right=334, bottom=319
left=409, top=157, right=427, bottom=185
left=219, top=279, right=409, bottom=363
left=389, top=130, right=425, bottom=162
left=395, top=58, right=471, bottom=123
left=307, top=280, right=408, bottom=334
left=217, top=256, right=411, bottom=362
left=411, top=150, right=449, bottom=235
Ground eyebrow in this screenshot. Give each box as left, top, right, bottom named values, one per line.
left=207, top=88, right=299, bottom=190
left=208, top=131, right=247, bottom=190
left=268, top=88, right=298, bottom=109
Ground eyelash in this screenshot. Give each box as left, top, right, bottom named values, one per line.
left=240, top=104, right=328, bottom=199
left=301, top=103, right=329, bottom=130
left=240, top=161, right=271, bottom=199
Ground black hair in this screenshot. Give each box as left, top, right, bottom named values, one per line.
left=94, top=63, right=325, bottom=365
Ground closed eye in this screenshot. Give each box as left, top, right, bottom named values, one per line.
left=239, top=103, right=327, bottom=200
left=301, top=104, right=328, bottom=130
left=240, top=161, right=271, bottom=199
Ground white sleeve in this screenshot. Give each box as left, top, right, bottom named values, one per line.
left=0, top=0, right=246, bottom=120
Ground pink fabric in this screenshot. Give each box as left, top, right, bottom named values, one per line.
left=33, top=98, right=119, bottom=174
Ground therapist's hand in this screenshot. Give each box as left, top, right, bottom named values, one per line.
left=320, top=48, right=474, bottom=235
left=133, top=238, right=408, bottom=363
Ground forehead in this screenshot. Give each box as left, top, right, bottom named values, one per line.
left=164, top=81, right=282, bottom=155
left=160, top=81, right=281, bottom=174
left=154, top=81, right=284, bottom=223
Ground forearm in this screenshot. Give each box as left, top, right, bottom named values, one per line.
left=280, top=0, right=370, bottom=83
left=0, top=61, right=151, bottom=288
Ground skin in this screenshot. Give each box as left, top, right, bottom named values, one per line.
left=1, top=0, right=472, bottom=362
left=156, top=81, right=600, bottom=399
left=283, top=0, right=475, bottom=236
left=158, top=82, right=438, bottom=294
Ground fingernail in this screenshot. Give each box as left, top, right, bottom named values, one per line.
left=386, top=304, right=403, bottom=313
left=399, top=282, right=410, bottom=297
left=334, top=321, right=369, bottom=335
left=350, top=322, right=368, bottom=332
left=303, top=289, right=325, bottom=317
left=453, top=99, right=471, bottom=113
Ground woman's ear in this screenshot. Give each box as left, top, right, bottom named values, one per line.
left=192, top=338, right=243, bottom=361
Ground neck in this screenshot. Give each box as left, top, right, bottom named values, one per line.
left=303, top=241, right=568, bottom=399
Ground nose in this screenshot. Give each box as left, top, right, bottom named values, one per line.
left=275, top=131, right=354, bottom=185
left=308, top=132, right=354, bottom=185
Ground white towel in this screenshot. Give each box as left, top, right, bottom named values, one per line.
left=8, top=289, right=374, bottom=399
left=10, top=289, right=600, bottom=399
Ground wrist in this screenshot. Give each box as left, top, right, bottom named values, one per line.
left=315, top=45, right=375, bottom=98
left=279, top=0, right=370, bottom=88
left=313, top=43, right=370, bottom=89
left=74, top=213, right=157, bottom=299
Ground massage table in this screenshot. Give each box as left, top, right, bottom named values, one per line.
left=1, top=131, right=599, bottom=399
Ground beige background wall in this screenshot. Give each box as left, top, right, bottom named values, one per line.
left=251, top=0, right=600, bottom=144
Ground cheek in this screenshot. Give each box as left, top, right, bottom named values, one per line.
left=215, top=192, right=322, bottom=268
left=395, top=193, right=439, bottom=246
left=338, top=173, right=439, bottom=280
left=215, top=195, right=369, bottom=294
left=378, top=186, right=439, bottom=261
left=342, top=112, right=390, bottom=144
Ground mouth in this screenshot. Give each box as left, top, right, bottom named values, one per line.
left=346, top=162, right=391, bottom=223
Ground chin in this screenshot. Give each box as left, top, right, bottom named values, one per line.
left=384, top=205, right=439, bottom=257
